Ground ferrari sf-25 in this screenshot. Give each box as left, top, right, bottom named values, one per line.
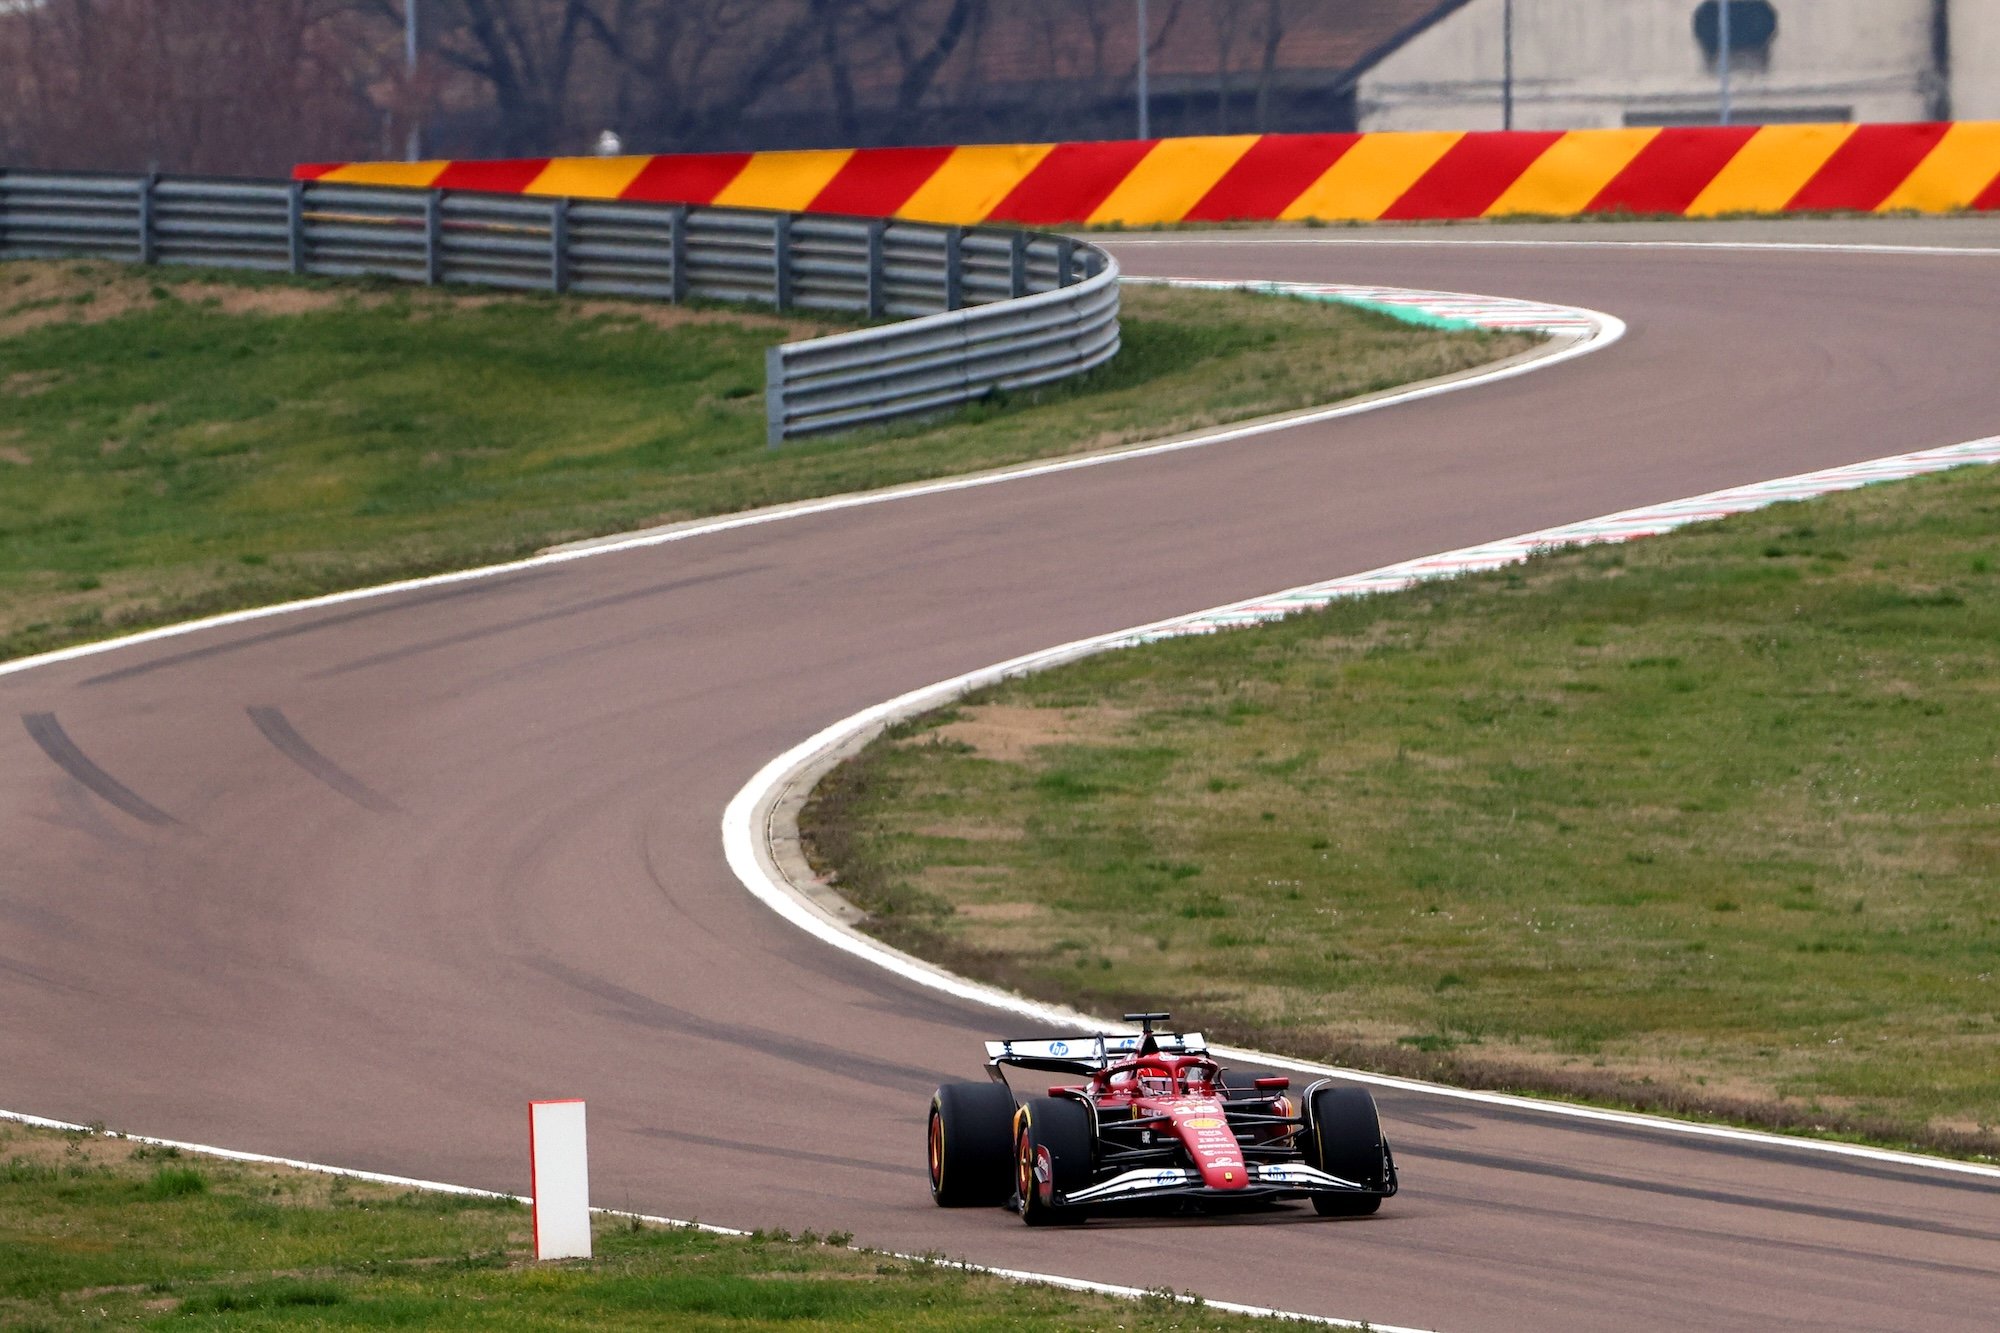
left=927, top=1013, right=1397, bottom=1224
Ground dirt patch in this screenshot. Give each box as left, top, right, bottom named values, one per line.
left=0, top=446, right=29, bottom=466
left=0, top=1123, right=441, bottom=1206
left=746, top=1270, right=885, bottom=1282
left=957, top=901, right=1046, bottom=921
left=0, top=264, right=396, bottom=338
left=566, top=296, right=838, bottom=339
left=914, top=821, right=1022, bottom=842
left=3, top=369, right=65, bottom=396
left=929, top=704, right=1132, bottom=762
left=1, top=263, right=152, bottom=335
left=186, top=283, right=355, bottom=318
left=0, top=1125, right=137, bottom=1169
left=0, top=259, right=851, bottom=341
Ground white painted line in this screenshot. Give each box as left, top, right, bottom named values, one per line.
left=724, top=610, right=2000, bottom=1180
left=0, top=1105, right=1405, bottom=1328
left=0, top=1105, right=594, bottom=1209
left=971, top=1262, right=1438, bottom=1332
left=1106, top=234, right=2000, bottom=257
left=0, top=278, right=1591, bottom=1332
left=0, top=285, right=1614, bottom=684
left=722, top=432, right=2000, bottom=1184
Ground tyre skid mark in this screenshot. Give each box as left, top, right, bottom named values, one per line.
left=20, top=712, right=180, bottom=828
left=247, top=706, right=401, bottom=815
left=3, top=267, right=1992, bottom=1330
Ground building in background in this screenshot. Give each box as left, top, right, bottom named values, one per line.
left=1959, top=0, right=2000, bottom=119
left=730, top=1, right=1466, bottom=150
left=1353, top=0, right=2000, bottom=130
left=6, top=1, right=2000, bottom=177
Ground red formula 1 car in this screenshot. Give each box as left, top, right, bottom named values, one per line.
left=927, top=1013, right=1397, bottom=1224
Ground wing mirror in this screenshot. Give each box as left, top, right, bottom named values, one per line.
left=1253, top=1076, right=1290, bottom=1092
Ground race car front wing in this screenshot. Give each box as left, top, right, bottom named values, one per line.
left=1062, top=1161, right=1378, bottom=1207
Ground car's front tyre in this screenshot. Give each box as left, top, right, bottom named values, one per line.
left=1015, top=1096, right=1092, bottom=1226
left=1305, top=1085, right=1392, bottom=1218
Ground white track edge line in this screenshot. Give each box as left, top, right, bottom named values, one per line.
left=721, top=435, right=2000, bottom=1184
left=1105, top=235, right=2000, bottom=257
left=0, top=278, right=1564, bottom=1333
left=0, top=286, right=1615, bottom=683
left=3, top=273, right=1981, bottom=1331
left=0, top=1105, right=1411, bottom=1329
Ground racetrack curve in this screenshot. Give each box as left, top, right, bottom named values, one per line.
left=5, top=225, right=2000, bottom=1332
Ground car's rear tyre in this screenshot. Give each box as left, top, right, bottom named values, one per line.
left=928, top=1082, right=1016, bottom=1207
left=1015, top=1096, right=1092, bottom=1226
left=1306, top=1085, right=1391, bottom=1218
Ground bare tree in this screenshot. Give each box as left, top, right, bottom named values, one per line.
left=338, top=0, right=599, bottom=154
left=1214, top=2, right=1245, bottom=132
left=0, top=0, right=1403, bottom=173
left=1253, top=0, right=1290, bottom=131
left=817, top=0, right=868, bottom=142
left=439, top=0, right=595, bottom=152
left=887, top=0, right=975, bottom=120
left=2, top=0, right=378, bottom=173
left=573, top=2, right=823, bottom=150
left=807, top=0, right=979, bottom=144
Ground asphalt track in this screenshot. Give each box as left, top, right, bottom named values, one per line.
left=6, top=223, right=2000, bottom=1331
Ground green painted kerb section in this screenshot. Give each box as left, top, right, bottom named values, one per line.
left=1260, top=285, right=1484, bottom=332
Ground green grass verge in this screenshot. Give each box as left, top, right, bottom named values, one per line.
left=0, top=1122, right=1269, bottom=1331
left=802, top=462, right=2000, bottom=1158
left=0, top=259, right=1534, bottom=663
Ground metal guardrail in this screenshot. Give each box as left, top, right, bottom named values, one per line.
left=767, top=264, right=1119, bottom=444
left=0, top=168, right=1120, bottom=446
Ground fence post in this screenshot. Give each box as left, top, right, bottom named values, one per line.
left=1055, top=237, right=1076, bottom=288
left=549, top=197, right=570, bottom=294
left=422, top=190, right=442, bottom=285
left=669, top=206, right=689, bottom=304
left=773, top=213, right=793, bottom=310
left=1009, top=230, right=1028, bottom=298
left=286, top=182, right=306, bottom=275
left=137, top=173, right=158, bottom=266
left=943, top=225, right=964, bottom=311
left=865, top=219, right=886, bottom=320
left=765, top=344, right=788, bottom=449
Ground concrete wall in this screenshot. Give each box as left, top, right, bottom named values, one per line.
left=1953, top=0, right=2000, bottom=120
left=1358, top=0, right=1942, bottom=131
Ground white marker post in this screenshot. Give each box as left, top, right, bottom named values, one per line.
left=528, top=1099, right=591, bottom=1260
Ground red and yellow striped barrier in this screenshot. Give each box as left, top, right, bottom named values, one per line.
left=299, top=122, right=2000, bottom=226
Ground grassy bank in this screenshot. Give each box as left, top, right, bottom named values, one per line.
left=0, top=1121, right=1264, bottom=1331
left=803, top=462, right=2000, bottom=1157
left=0, top=260, right=1534, bottom=663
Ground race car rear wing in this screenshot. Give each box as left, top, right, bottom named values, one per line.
left=984, top=1029, right=1209, bottom=1078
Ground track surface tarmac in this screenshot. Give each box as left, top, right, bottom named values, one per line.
left=5, top=227, right=1999, bottom=1331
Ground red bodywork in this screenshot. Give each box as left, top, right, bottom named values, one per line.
left=1050, top=1053, right=1291, bottom=1192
